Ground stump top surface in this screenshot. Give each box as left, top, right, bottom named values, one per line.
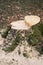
left=11, top=20, right=30, bottom=30
left=11, top=15, right=40, bottom=30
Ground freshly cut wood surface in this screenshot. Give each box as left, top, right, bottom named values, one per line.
left=25, top=15, right=40, bottom=26
left=11, top=15, right=40, bottom=30
left=11, top=20, right=30, bottom=30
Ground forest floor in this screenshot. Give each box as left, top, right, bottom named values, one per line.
left=0, top=0, right=43, bottom=65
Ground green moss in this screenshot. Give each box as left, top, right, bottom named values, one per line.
left=3, top=38, right=19, bottom=52
left=23, top=52, right=29, bottom=58
left=35, top=45, right=43, bottom=54
left=27, top=27, right=41, bottom=45
left=1, top=25, right=11, bottom=38
left=3, top=41, right=18, bottom=52
left=28, top=23, right=43, bottom=45
left=38, top=23, right=43, bottom=36
left=3, top=31, right=22, bottom=52
left=32, top=23, right=43, bottom=37
left=28, top=23, right=43, bottom=54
